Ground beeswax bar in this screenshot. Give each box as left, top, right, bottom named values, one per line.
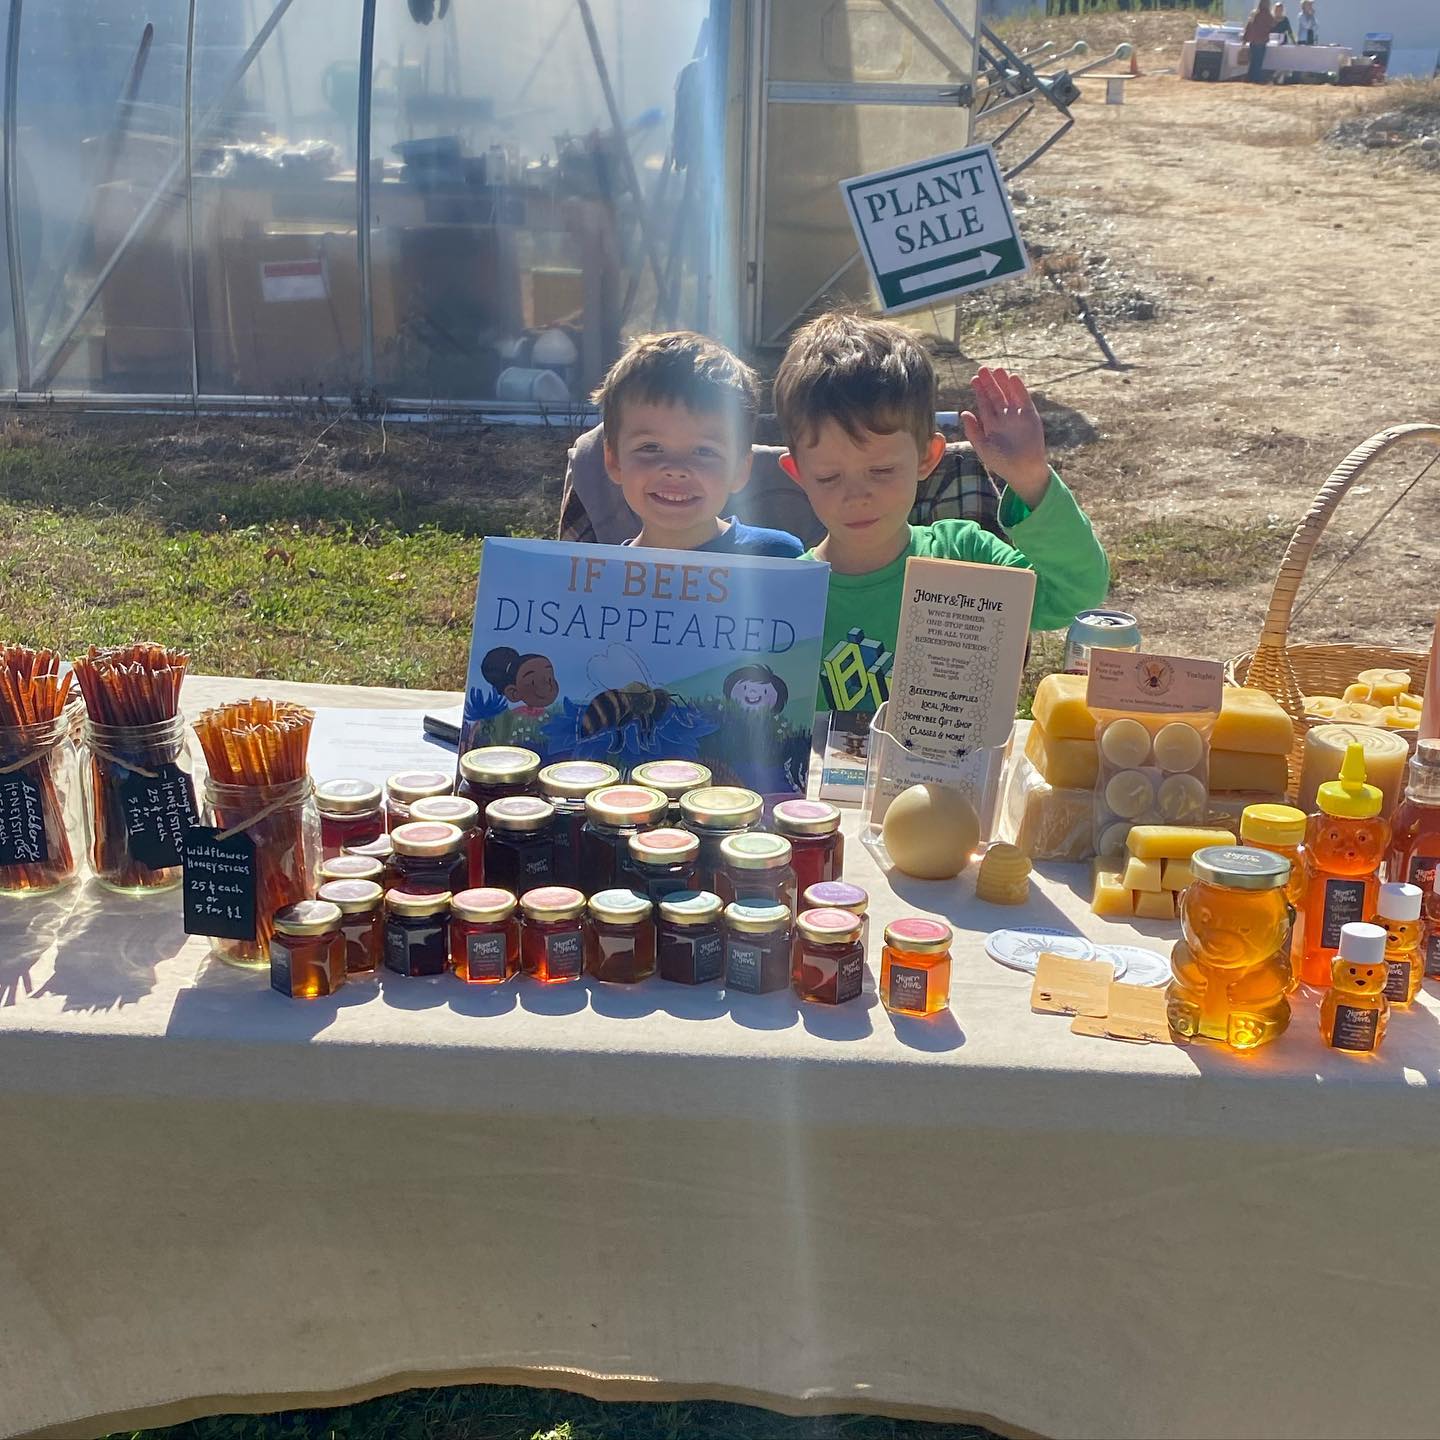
left=1162, top=859, right=1196, bottom=891
left=1210, top=687, right=1294, bottom=756
left=1091, top=863, right=1134, bottom=917
left=1024, top=723, right=1099, bottom=790
left=1209, top=750, right=1290, bottom=795
left=1011, top=773, right=1094, bottom=862
left=1122, top=855, right=1162, bottom=892
left=1134, top=889, right=1177, bottom=921
left=1126, top=825, right=1237, bottom=861
left=1032, top=673, right=1098, bottom=742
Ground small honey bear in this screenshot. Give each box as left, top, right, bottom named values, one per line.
left=1319, top=921, right=1390, bottom=1055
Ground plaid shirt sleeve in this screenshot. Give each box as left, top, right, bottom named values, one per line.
left=909, top=442, right=1004, bottom=539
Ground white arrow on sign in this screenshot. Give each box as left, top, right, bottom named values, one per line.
left=897, top=250, right=1002, bottom=296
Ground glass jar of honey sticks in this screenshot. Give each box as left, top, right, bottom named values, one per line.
left=193, top=699, right=319, bottom=968
left=0, top=646, right=81, bottom=897
left=73, top=643, right=196, bottom=895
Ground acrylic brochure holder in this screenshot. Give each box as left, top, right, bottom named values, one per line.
left=860, top=702, right=1013, bottom=868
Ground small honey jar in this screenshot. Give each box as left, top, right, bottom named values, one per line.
left=723, top=898, right=793, bottom=994
left=319, top=852, right=385, bottom=885
left=383, top=888, right=452, bottom=978
left=626, top=827, right=700, bottom=903
left=343, top=832, right=393, bottom=866
left=656, top=890, right=725, bottom=985
left=585, top=888, right=656, bottom=983
left=792, top=907, right=865, bottom=1005
left=715, top=831, right=796, bottom=914
left=270, top=898, right=346, bottom=998
left=385, top=768, right=452, bottom=828
left=456, top=745, right=541, bottom=829
left=483, top=796, right=556, bottom=897
left=450, top=886, right=520, bottom=984
left=1320, top=921, right=1391, bottom=1055
left=410, top=794, right=482, bottom=887
left=880, top=917, right=953, bottom=1017
left=772, top=799, right=844, bottom=893
left=519, top=885, right=587, bottom=983
left=538, top=760, right=620, bottom=886
left=631, top=760, right=712, bottom=822
left=316, top=877, right=385, bottom=978
left=315, top=778, right=385, bottom=859
left=801, top=880, right=869, bottom=950
left=579, top=785, right=667, bottom=895
left=679, top=785, right=764, bottom=892
left=388, top=820, right=469, bottom=896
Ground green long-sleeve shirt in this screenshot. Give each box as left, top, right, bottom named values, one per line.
left=804, top=473, right=1109, bottom=712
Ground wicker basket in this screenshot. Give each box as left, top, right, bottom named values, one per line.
left=1226, top=423, right=1440, bottom=797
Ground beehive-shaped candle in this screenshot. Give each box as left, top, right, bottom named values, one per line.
left=976, top=842, right=1031, bottom=906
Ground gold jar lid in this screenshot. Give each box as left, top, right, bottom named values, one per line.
left=628, top=827, right=700, bottom=867
left=410, top=794, right=480, bottom=830
left=319, top=853, right=384, bottom=884
left=658, top=889, right=724, bottom=926
left=519, top=885, right=586, bottom=921
left=459, top=745, right=541, bottom=786
left=344, top=833, right=393, bottom=861
left=680, top=785, right=763, bottom=830
left=630, top=759, right=712, bottom=800
left=802, top=881, right=868, bottom=915
left=390, top=820, right=465, bottom=858
left=485, top=795, right=555, bottom=833
left=385, top=769, right=453, bottom=805
left=452, top=886, right=518, bottom=923
left=588, top=887, right=654, bottom=925
left=584, top=784, right=667, bottom=827
left=538, top=760, right=621, bottom=801
left=772, top=798, right=841, bottom=837
left=796, top=906, right=863, bottom=944
left=273, top=898, right=343, bottom=937
left=719, top=831, right=792, bottom=871
left=1190, top=846, right=1290, bottom=891
left=315, top=777, right=383, bottom=816
left=723, top=899, right=792, bottom=936
left=883, top=916, right=953, bottom=954
left=385, top=888, right=452, bottom=917
left=316, top=878, right=384, bottom=915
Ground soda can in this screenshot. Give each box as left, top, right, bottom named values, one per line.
left=1063, top=610, right=1142, bottom=676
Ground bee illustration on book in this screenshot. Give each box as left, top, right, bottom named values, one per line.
left=575, top=645, right=700, bottom=742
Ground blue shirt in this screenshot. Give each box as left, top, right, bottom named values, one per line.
left=699, top=517, right=805, bottom=558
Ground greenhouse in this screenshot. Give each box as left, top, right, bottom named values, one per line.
left=0, top=0, right=977, bottom=410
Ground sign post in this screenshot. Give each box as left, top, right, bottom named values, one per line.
left=840, top=142, right=1029, bottom=313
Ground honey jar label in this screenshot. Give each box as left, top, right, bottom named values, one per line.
left=1425, top=932, right=1440, bottom=980
left=545, top=931, right=583, bottom=978
left=120, top=764, right=199, bottom=870
left=384, top=925, right=410, bottom=973
left=466, top=931, right=507, bottom=981
left=694, top=933, right=724, bottom=984
left=1384, top=958, right=1413, bottom=1004
left=182, top=826, right=258, bottom=942
left=270, top=941, right=294, bottom=995
left=888, top=963, right=928, bottom=1011
left=1319, top=878, right=1367, bottom=951
left=726, top=941, right=763, bottom=992
left=0, top=771, right=48, bottom=865
left=835, top=951, right=864, bottom=1004
left=522, top=850, right=552, bottom=882
left=1331, top=1003, right=1380, bottom=1053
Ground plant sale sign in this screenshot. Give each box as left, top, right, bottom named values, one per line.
left=840, top=142, right=1028, bottom=313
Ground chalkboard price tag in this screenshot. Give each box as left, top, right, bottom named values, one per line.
left=0, top=770, right=49, bottom=866
left=182, top=826, right=258, bottom=941
left=120, top=765, right=198, bottom=870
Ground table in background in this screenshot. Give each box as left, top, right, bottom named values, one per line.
left=1180, top=40, right=1353, bottom=80
left=5, top=677, right=1440, bottom=1440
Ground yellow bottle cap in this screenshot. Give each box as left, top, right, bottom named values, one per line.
left=1316, top=742, right=1383, bottom=819
left=1240, top=802, right=1306, bottom=849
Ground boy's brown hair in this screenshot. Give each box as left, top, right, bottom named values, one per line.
left=593, top=331, right=760, bottom=449
left=773, top=311, right=937, bottom=454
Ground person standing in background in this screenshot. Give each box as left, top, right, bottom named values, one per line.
left=1243, top=1, right=1275, bottom=82
left=1296, top=0, right=1320, bottom=44
left=1271, top=3, right=1294, bottom=42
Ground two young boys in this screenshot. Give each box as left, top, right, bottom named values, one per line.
left=593, top=315, right=1109, bottom=708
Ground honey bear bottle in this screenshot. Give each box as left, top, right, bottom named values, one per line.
left=1373, top=881, right=1424, bottom=1008
left=1300, top=743, right=1388, bottom=990
left=1167, top=845, right=1293, bottom=1051
left=1319, top=922, right=1390, bottom=1056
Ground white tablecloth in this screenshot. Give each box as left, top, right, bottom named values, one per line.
left=5, top=678, right=1440, bottom=1440
left=1181, top=39, right=1353, bottom=78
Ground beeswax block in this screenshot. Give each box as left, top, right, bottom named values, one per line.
left=1134, top=888, right=1177, bottom=921
left=1091, top=863, right=1134, bottom=917
left=1211, top=687, right=1294, bottom=755
left=1032, top=673, right=1097, bottom=741
left=1209, top=749, right=1290, bottom=795
left=1162, top=859, right=1196, bottom=891
left=1122, top=855, right=1163, bottom=892
left=1024, top=723, right=1099, bottom=790
left=1011, top=771, right=1094, bottom=862
left=1205, top=793, right=1288, bottom=830
left=1126, top=825, right=1237, bottom=861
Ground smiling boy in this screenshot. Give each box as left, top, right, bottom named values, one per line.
left=595, top=332, right=805, bottom=557
left=774, top=311, right=1109, bottom=710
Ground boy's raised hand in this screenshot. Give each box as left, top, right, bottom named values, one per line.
left=961, top=367, right=1051, bottom=508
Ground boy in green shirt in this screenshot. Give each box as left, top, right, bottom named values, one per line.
left=774, top=312, right=1110, bottom=711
